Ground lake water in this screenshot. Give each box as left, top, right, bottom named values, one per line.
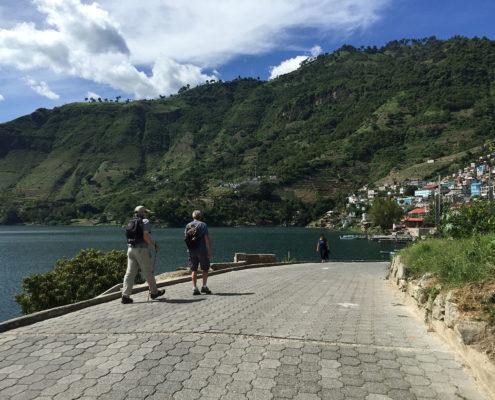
left=0, top=226, right=401, bottom=321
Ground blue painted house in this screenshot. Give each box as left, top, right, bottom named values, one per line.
left=396, top=197, right=414, bottom=207
left=471, top=181, right=482, bottom=197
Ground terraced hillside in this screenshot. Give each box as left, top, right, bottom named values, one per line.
left=1, top=36, right=494, bottom=225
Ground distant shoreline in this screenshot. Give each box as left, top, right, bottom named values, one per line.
left=0, top=221, right=328, bottom=229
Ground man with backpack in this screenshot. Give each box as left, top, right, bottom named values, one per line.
left=122, top=205, right=165, bottom=304
left=184, top=210, right=212, bottom=295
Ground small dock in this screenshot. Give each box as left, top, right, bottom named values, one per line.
left=369, top=234, right=414, bottom=242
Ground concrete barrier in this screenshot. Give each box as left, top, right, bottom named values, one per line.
left=210, top=261, right=248, bottom=271
left=234, top=253, right=276, bottom=264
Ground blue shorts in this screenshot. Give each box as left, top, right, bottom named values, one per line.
left=189, top=253, right=210, bottom=271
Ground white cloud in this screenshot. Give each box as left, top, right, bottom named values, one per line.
left=269, top=56, right=309, bottom=80
left=310, top=45, right=323, bottom=57
left=0, top=0, right=215, bottom=98
left=23, top=76, right=59, bottom=99
left=34, top=0, right=129, bottom=55
left=102, top=0, right=390, bottom=66
left=0, top=1, right=40, bottom=29
left=86, top=91, right=100, bottom=99
left=0, top=0, right=390, bottom=98
left=269, top=44, right=324, bottom=79
left=0, top=94, right=4, bottom=102
left=149, top=57, right=218, bottom=95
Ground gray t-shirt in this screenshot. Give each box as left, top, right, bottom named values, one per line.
left=129, top=218, right=150, bottom=248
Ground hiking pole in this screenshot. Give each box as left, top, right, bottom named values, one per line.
left=148, top=247, right=157, bottom=302
left=146, top=264, right=150, bottom=302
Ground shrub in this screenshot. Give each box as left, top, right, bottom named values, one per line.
left=400, top=234, right=495, bottom=287
left=0, top=207, right=22, bottom=224
left=442, top=201, right=495, bottom=238
left=369, top=197, right=404, bottom=229
left=15, top=249, right=142, bottom=314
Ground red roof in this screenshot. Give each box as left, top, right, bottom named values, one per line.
left=424, top=183, right=438, bottom=189
left=404, top=217, right=425, bottom=223
left=408, top=207, right=427, bottom=215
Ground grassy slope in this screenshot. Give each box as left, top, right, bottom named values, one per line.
left=400, top=235, right=495, bottom=287
left=400, top=236, right=495, bottom=330
left=1, top=36, right=495, bottom=224
left=375, top=146, right=482, bottom=185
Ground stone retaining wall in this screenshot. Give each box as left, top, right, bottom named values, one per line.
left=234, top=253, right=277, bottom=264
left=211, top=260, right=248, bottom=271
left=388, top=256, right=495, bottom=398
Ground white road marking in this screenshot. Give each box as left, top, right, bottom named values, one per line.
left=337, top=303, right=359, bottom=308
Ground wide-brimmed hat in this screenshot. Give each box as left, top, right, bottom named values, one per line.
left=134, top=205, right=152, bottom=214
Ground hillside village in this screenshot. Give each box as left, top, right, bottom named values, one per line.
left=318, top=152, right=495, bottom=237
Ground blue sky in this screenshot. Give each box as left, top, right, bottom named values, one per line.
left=1, top=0, right=495, bottom=123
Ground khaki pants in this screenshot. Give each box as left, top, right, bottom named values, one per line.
left=122, top=247, right=158, bottom=297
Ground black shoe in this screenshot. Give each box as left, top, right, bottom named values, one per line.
left=193, top=288, right=201, bottom=295
left=121, top=296, right=133, bottom=304
left=150, top=289, right=165, bottom=300
left=201, top=286, right=212, bottom=294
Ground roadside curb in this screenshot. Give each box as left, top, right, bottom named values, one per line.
left=0, top=261, right=296, bottom=333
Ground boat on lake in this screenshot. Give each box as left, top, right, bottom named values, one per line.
left=370, top=235, right=413, bottom=242
left=339, top=234, right=367, bottom=240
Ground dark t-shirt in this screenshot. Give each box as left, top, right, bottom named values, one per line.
left=185, top=220, right=209, bottom=256
left=318, top=239, right=328, bottom=250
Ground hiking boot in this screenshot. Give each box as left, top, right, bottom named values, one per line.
left=150, top=289, right=165, bottom=300
left=193, top=288, right=201, bottom=295
left=201, top=286, right=212, bottom=294
left=121, top=296, right=133, bottom=304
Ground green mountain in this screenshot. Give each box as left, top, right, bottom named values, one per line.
left=1, top=36, right=494, bottom=226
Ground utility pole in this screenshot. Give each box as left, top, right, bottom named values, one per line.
left=435, top=174, right=441, bottom=228
left=489, top=168, right=494, bottom=201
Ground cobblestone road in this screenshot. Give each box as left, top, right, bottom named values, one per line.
left=0, top=262, right=489, bottom=399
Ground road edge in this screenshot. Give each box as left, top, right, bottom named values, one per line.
left=0, top=261, right=295, bottom=333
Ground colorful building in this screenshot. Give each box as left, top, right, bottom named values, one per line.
left=414, top=189, right=433, bottom=198
left=396, top=197, right=414, bottom=207
left=403, top=207, right=427, bottom=228
left=471, top=181, right=481, bottom=197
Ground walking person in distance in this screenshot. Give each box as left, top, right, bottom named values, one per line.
left=316, top=233, right=329, bottom=263
left=184, top=210, right=212, bottom=295
left=122, top=205, right=165, bottom=304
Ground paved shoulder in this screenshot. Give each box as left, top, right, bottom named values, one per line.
left=0, top=262, right=488, bottom=399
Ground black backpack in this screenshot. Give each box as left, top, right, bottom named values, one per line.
left=184, top=223, right=201, bottom=250
left=125, top=217, right=144, bottom=246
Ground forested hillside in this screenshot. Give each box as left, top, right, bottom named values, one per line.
left=1, top=36, right=494, bottom=226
